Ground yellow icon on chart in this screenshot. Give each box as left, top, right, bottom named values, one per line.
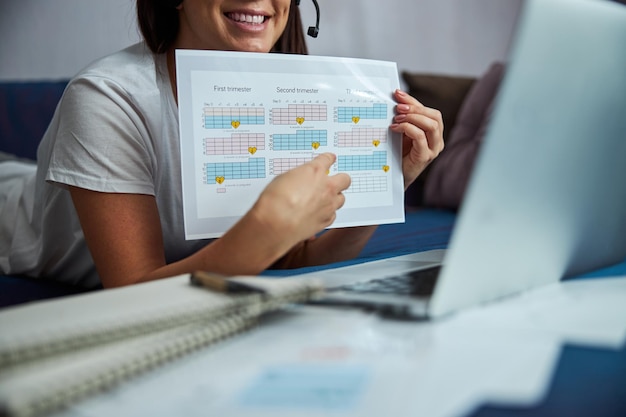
left=382, top=165, right=390, bottom=172
left=372, top=140, right=381, bottom=147
left=352, top=116, right=360, bottom=124
left=296, top=117, right=305, bottom=125
left=231, top=121, right=240, bottom=129
left=311, top=142, right=320, bottom=150
left=215, top=176, right=225, bottom=184
left=248, top=147, right=257, bottom=155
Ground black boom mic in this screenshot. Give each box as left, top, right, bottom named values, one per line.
left=296, top=0, right=321, bottom=38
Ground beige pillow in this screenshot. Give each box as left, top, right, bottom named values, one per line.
left=423, top=62, right=506, bottom=210
left=401, top=72, right=476, bottom=207
left=401, top=72, right=476, bottom=138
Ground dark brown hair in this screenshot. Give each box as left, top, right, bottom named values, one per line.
left=136, top=0, right=308, bottom=55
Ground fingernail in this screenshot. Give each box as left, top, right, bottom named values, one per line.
left=397, top=104, right=410, bottom=112
left=396, top=89, right=407, bottom=96
left=394, top=114, right=407, bottom=122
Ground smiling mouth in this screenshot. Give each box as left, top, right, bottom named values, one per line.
left=225, top=12, right=268, bottom=25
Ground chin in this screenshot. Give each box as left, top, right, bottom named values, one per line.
left=238, top=46, right=273, bottom=53
left=232, top=40, right=274, bottom=53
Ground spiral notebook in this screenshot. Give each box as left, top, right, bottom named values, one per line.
left=0, top=274, right=323, bottom=417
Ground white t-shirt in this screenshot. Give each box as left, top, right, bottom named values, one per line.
left=0, top=43, right=207, bottom=288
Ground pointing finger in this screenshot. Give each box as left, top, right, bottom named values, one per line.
left=311, top=152, right=337, bottom=171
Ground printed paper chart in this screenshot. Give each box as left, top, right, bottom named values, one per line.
left=198, top=101, right=393, bottom=195
left=177, top=50, right=404, bottom=238
left=199, top=102, right=390, bottom=186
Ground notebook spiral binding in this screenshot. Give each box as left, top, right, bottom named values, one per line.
left=2, top=312, right=257, bottom=417
left=0, top=294, right=260, bottom=369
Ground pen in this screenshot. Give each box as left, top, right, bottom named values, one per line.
left=190, top=271, right=266, bottom=294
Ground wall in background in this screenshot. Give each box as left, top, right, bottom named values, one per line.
left=0, top=0, right=140, bottom=81
left=303, top=0, right=523, bottom=76
left=0, top=0, right=523, bottom=81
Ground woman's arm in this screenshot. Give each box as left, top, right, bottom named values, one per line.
left=70, top=153, right=350, bottom=288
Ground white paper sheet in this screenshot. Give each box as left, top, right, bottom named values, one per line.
left=444, top=276, right=626, bottom=349
left=175, top=50, right=404, bottom=239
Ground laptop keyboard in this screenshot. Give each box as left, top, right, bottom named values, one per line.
left=337, top=265, right=442, bottom=297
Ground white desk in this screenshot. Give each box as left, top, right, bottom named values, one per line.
left=49, top=276, right=626, bottom=417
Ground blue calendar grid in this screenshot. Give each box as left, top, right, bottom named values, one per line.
left=338, top=151, right=387, bottom=171
left=205, top=158, right=266, bottom=183
left=273, top=130, right=328, bottom=150
left=337, top=103, right=387, bottom=123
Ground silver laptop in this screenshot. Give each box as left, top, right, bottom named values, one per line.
left=303, top=0, right=626, bottom=319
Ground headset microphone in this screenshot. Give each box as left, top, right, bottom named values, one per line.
left=296, top=0, right=321, bottom=38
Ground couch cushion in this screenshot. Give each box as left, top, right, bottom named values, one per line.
left=401, top=72, right=476, bottom=207
left=423, top=62, right=506, bottom=209
left=0, top=275, right=98, bottom=309
left=401, top=72, right=476, bottom=139
left=0, top=81, right=68, bottom=161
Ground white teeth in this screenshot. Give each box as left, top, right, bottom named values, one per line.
left=229, top=13, right=265, bottom=24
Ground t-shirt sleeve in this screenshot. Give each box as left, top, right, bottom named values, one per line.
left=46, top=75, right=156, bottom=195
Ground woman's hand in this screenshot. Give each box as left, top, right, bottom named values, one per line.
left=252, top=152, right=351, bottom=245
left=390, top=89, right=445, bottom=190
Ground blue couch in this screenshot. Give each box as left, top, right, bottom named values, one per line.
left=0, top=80, right=68, bottom=162
left=1, top=81, right=99, bottom=307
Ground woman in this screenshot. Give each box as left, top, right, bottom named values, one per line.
left=0, top=0, right=443, bottom=289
